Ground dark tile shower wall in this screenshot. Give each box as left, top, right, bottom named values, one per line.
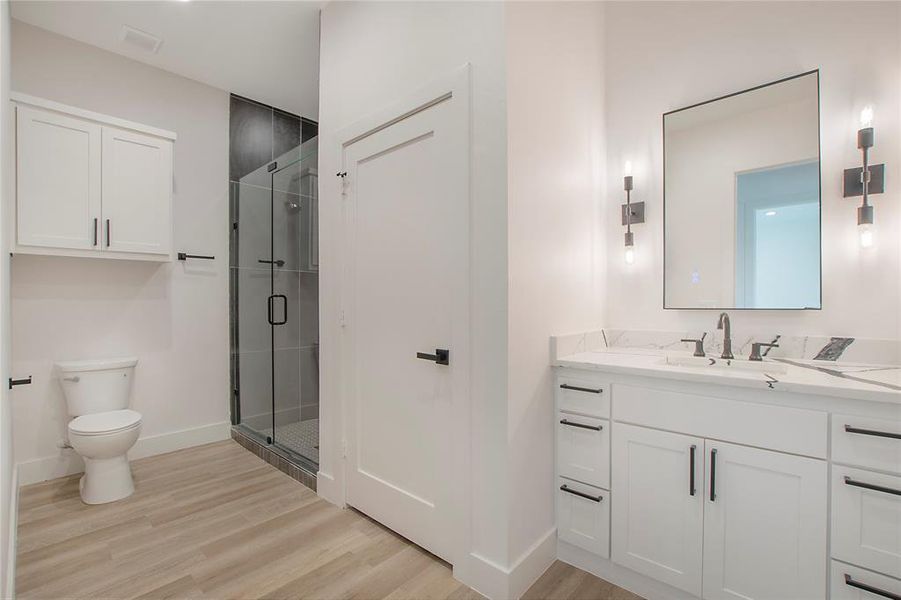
left=229, top=94, right=319, bottom=465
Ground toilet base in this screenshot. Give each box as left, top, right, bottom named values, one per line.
left=79, top=455, right=135, bottom=504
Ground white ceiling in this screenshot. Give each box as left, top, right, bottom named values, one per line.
left=11, top=0, right=321, bottom=119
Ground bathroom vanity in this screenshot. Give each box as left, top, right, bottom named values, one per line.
left=552, top=338, right=900, bottom=600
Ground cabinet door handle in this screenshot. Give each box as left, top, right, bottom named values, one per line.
left=105, top=219, right=110, bottom=247
left=844, top=574, right=901, bottom=600
left=709, top=448, right=717, bottom=501
left=689, top=444, right=697, bottom=496
left=844, top=476, right=901, bottom=497
left=559, top=484, right=602, bottom=503
left=559, top=419, right=602, bottom=431
left=559, top=383, right=602, bottom=394
left=844, top=425, right=901, bottom=440
left=93, top=218, right=98, bottom=246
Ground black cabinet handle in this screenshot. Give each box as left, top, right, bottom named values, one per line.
left=844, top=476, right=901, bottom=497
left=93, top=218, right=98, bottom=246
left=178, top=253, right=215, bottom=261
left=560, top=484, right=602, bottom=503
left=8, top=376, right=32, bottom=390
left=559, top=419, right=602, bottom=431
left=689, top=445, right=697, bottom=496
left=709, top=448, right=717, bottom=501
left=845, top=574, right=901, bottom=600
left=844, top=425, right=901, bottom=440
left=267, top=294, right=287, bottom=326
left=559, top=383, right=603, bottom=394
left=416, top=349, right=449, bottom=366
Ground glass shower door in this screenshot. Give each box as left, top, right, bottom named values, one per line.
left=269, top=138, right=319, bottom=467
left=231, top=135, right=319, bottom=470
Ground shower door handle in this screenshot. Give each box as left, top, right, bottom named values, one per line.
left=267, top=294, right=288, bottom=326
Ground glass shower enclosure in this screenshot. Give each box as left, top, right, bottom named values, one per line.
left=230, top=136, right=319, bottom=471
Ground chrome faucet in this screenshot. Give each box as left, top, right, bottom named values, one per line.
left=717, top=312, right=734, bottom=360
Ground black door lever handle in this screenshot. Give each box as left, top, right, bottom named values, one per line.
left=416, top=349, right=449, bottom=366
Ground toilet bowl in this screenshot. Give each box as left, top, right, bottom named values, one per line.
left=56, top=357, right=141, bottom=505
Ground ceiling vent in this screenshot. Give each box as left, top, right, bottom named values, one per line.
left=119, top=25, right=163, bottom=54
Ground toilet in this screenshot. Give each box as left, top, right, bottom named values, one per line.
left=56, top=357, right=142, bottom=505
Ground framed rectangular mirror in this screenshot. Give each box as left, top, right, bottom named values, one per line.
left=663, top=70, right=821, bottom=310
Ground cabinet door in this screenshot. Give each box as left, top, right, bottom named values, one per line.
left=16, top=106, right=101, bottom=250
left=703, top=440, right=826, bottom=600
left=101, top=127, right=172, bottom=255
left=611, top=423, right=704, bottom=596
left=558, top=413, right=609, bottom=488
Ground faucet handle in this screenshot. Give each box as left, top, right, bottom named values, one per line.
left=748, top=342, right=779, bottom=362
left=681, top=338, right=706, bottom=358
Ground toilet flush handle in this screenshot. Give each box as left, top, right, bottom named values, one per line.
left=62, top=376, right=80, bottom=383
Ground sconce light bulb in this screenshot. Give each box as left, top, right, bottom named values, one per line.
left=859, top=106, right=874, bottom=129
left=624, top=161, right=633, bottom=177
left=859, top=223, right=874, bottom=249
left=624, top=246, right=635, bottom=265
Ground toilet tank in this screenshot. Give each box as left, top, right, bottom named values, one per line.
left=55, top=357, right=138, bottom=416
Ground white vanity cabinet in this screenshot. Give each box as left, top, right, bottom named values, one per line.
left=554, top=364, right=900, bottom=600
left=13, top=95, right=175, bottom=261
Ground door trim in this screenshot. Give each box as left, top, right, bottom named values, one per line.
left=334, top=64, right=471, bottom=568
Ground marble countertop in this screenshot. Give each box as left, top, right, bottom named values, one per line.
left=554, top=348, right=901, bottom=404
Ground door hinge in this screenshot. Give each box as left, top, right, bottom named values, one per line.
left=338, top=310, right=346, bottom=328
left=342, top=440, right=347, bottom=459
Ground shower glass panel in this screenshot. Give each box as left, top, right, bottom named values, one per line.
left=231, top=133, right=319, bottom=470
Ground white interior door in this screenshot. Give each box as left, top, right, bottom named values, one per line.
left=342, top=79, right=469, bottom=563
left=16, top=105, right=101, bottom=249
left=703, top=440, right=827, bottom=600
left=101, top=126, right=172, bottom=255
left=611, top=423, right=704, bottom=596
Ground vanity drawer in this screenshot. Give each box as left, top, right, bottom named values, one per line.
left=557, top=477, right=610, bottom=558
left=831, top=561, right=901, bottom=600
left=556, top=372, right=609, bottom=418
left=832, top=465, right=901, bottom=579
left=832, top=413, right=901, bottom=475
left=557, top=413, right=609, bottom=489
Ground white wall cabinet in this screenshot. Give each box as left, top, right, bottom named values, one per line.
left=13, top=96, right=175, bottom=261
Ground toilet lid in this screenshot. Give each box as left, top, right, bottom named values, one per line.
left=69, top=409, right=142, bottom=436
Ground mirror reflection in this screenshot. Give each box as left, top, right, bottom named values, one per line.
left=664, top=71, right=821, bottom=309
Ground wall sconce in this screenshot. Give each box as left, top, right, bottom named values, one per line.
left=622, top=161, right=644, bottom=265
left=843, top=106, right=885, bottom=249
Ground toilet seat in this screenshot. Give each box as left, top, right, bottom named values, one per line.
left=69, top=409, right=142, bottom=436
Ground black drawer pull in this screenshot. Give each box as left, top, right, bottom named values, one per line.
left=560, top=383, right=602, bottom=394
left=844, top=476, right=901, bottom=497
left=560, top=484, right=602, bottom=503
left=845, top=425, right=901, bottom=440
left=559, top=419, right=602, bottom=431
left=845, top=574, right=901, bottom=600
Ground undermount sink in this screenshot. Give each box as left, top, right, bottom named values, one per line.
left=662, top=354, right=787, bottom=375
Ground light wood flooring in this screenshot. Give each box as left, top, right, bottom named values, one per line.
left=16, top=440, right=641, bottom=600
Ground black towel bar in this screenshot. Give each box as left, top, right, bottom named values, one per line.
left=178, top=253, right=215, bottom=261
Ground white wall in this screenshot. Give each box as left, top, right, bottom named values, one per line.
left=10, top=21, right=231, bottom=484
left=318, top=1, right=510, bottom=594
left=604, top=1, right=901, bottom=340
left=505, top=0, right=605, bottom=574
left=0, top=2, right=15, bottom=596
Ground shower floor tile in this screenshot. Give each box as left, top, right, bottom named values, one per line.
left=263, top=418, right=319, bottom=463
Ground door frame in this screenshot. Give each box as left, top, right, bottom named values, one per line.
left=333, top=64, right=472, bottom=568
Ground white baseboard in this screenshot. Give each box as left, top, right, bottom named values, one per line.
left=4, top=465, right=18, bottom=600
left=16, top=421, right=231, bottom=486
left=557, top=540, right=698, bottom=600
left=458, top=527, right=556, bottom=600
